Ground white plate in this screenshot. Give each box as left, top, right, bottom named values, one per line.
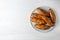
left=31, top=6, right=55, bottom=33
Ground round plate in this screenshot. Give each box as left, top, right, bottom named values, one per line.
left=30, top=6, right=55, bottom=33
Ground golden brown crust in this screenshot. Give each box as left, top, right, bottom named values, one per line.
left=31, top=13, right=42, bottom=19
left=35, top=24, right=50, bottom=30
left=36, top=8, right=49, bottom=16
left=36, top=19, right=46, bottom=24
left=48, top=9, right=56, bottom=23
left=30, top=17, right=46, bottom=24
left=41, top=15, right=53, bottom=26
left=30, top=17, right=37, bottom=22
